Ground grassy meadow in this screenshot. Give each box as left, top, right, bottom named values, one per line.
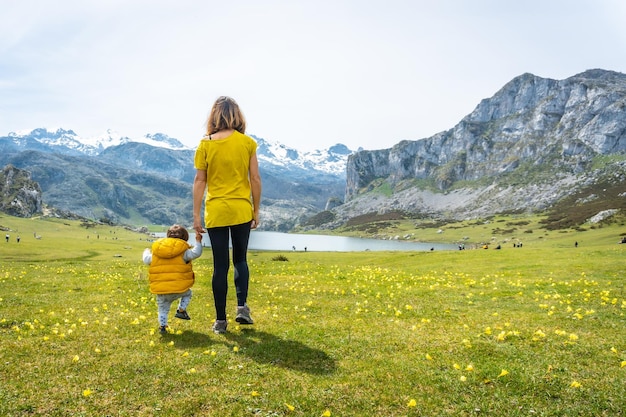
left=1, top=214, right=625, bottom=416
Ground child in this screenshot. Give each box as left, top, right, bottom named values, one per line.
left=143, top=224, right=203, bottom=334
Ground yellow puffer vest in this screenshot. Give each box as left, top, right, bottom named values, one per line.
left=148, top=237, right=194, bottom=294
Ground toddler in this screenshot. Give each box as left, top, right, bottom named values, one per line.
left=143, top=224, right=203, bottom=333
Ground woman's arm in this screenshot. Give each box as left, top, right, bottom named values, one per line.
left=193, top=169, right=207, bottom=234
left=249, top=152, right=262, bottom=229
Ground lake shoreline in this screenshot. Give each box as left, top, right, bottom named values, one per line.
left=153, top=231, right=458, bottom=252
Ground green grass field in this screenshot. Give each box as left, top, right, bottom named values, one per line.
left=1, top=214, right=625, bottom=416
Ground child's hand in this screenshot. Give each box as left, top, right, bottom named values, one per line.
left=195, top=232, right=203, bottom=242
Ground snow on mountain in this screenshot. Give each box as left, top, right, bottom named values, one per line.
left=253, top=135, right=352, bottom=175
left=6, top=128, right=190, bottom=155
left=80, top=129, right=131, bottom=152
left=80, top=130, right=189, bottom=151
left=8, top=127, right=96, bottom=155
left=131, top=133, right=190, bottom=150
left=4, top=128, right=352, bottom=176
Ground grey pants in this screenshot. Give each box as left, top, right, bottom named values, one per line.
left=156, top=289, right=192, bottom=327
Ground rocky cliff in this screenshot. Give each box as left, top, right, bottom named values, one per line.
left=338, top=69, right=626, bottom=223
left=0, top=165, right=43, bottom=217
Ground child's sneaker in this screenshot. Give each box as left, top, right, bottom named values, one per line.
left=235, top=304, right=254, bottom=324
left=212, top=320, right=227, bottom=334
left=175, top=309, right=191, bottom=320
left=159, top=325, right=169, bottom=334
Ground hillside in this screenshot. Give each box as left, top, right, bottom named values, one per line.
left=0, top=165, right=42, bottom=217
left=311, top=69, right=626, bottom=230
left=0, top=132, right=349, bottom=230
left=2, top=69, right=625, bottom=232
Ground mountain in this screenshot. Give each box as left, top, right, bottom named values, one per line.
left=255, top=138, right=351, bottom=176
left=4, top=128, right=189, bottom=156
left=320, top=69, right=626, bottom=229
left=4, top=69, right=624, bottom=232
left=0, top=129, right=351, bottom=230
left=0, top=165, right=43, bottom=217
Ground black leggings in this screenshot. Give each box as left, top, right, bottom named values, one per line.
left=207, top=221, right=251, bottom=320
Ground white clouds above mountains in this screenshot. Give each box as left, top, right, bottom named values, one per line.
left=1, top=0, right=625, bottom=151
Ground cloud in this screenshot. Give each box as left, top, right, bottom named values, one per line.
left=1, top=0, right=625, bottom=151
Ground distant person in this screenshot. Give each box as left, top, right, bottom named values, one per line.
left=575, top=241, right=578, bottom=248
left=16, top=235, right=20, bottom=243
left=142, top=224, right=202, bottom=334
left=5, top=234, right=8, bottom=242
left=193, top=96, right=262, bottom=335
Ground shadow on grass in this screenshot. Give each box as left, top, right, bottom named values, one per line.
left=160, top=330, right=216, bottom=348
left=224, top=328, right=337, bottom=375
left=158, top=328, right=337, bottom=375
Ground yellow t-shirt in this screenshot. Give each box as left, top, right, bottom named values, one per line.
left=194, top=130, right=257, bottom=228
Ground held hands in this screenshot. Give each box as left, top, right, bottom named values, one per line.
left=193, top=219, right=205, bottom=236
left=193, top=221, right=205, bottom=242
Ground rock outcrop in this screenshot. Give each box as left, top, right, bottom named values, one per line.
left=0, top=165, right=43, bottom=217
left=340, top=69, right=626, bottom=221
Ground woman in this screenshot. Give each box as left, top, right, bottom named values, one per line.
left=193, top=96, right=262, bottom=334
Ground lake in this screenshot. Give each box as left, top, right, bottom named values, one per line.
left=174, top=231, right=457, bottom=252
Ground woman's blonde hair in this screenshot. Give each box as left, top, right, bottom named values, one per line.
left=166, top=224, right=189, bottom=242
left=206, top=96, right=246, bottom=136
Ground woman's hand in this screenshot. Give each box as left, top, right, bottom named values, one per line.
left=251, top=213, right=260, bottom=229
left=193, top=221, right=205, bottom=235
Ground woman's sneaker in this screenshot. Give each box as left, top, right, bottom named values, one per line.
left=212, top=320, right=227, bottom=334
left=235, top=304, right=254, bottom=324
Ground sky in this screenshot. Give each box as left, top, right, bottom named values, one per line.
left=1, top=0, right=625, bottom=152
